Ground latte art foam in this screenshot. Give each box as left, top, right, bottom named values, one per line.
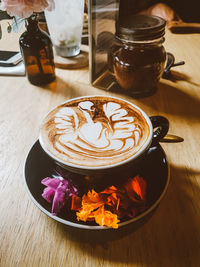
left=40, top=96, right=150, bottom=167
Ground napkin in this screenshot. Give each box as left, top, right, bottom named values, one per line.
left=0, top=61, right=25, bottom=76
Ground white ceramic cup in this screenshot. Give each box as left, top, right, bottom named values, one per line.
left=39, top=95, right=169, bottom=176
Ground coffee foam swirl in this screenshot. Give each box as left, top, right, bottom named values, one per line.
left=40, top=97, right=150, bottom=167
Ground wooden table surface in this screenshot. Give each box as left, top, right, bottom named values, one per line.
left=0, top=20, right=200, bottom=267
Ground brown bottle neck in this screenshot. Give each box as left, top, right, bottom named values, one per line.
left=26, top=16, right=39, bottom=32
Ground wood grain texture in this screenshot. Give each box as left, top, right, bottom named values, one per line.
left=0, top=20, right=200, bottom=267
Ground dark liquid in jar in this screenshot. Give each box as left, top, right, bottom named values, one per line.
left=112, top=44, right=166, bottom=95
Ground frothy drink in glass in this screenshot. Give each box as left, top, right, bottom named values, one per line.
left=45, top=0, right=84, bottom=57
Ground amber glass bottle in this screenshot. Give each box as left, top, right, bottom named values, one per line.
left=19, top=14, right=56, bottom=85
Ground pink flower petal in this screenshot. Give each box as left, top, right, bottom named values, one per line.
left=0, top=0, right=54, bottom=18
left=41, top=177, right=61, bottom=189
left=51, top=180, right=69, bottom=215
left=42, top=187, right=55, bottom=203
left=41, top=176, right=78, bottom=215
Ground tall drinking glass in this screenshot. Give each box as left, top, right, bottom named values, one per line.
left=45, top=0, right=84, bottom=57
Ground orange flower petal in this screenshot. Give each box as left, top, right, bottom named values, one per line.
left=93, top=206, right=120, bottom=229
left=101, top=185, right=118, bottom=194
left=124, top=176, right=146, bottom=202
left=71, top=195, right=82, bottom=211
left=75, top=175, right=147, bottom=228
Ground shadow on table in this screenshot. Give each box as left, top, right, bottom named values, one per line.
left=133, top=79, right=200, bottom=123
left=51, top=74, right=200, bottom=123
left=39, top=76, right=105, bottom=100
left=38, top=72, right=200, bottom=123
left=166, top=70, right=200, bottom=87
left=57, top=164, right=200, bottom=266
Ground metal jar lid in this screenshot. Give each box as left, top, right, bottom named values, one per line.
left=116, top=14, right=166, bottom=41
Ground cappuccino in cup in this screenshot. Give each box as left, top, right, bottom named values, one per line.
left=39, top=95, right=168, bottom=174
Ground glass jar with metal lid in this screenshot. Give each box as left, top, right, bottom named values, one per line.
left=110, top=15, right=166, bottom=97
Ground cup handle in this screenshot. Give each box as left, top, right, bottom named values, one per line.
left=150, top=116, right=169, bottom=144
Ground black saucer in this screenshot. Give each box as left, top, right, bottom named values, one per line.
left=24, top=140, right=169, bottom=230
